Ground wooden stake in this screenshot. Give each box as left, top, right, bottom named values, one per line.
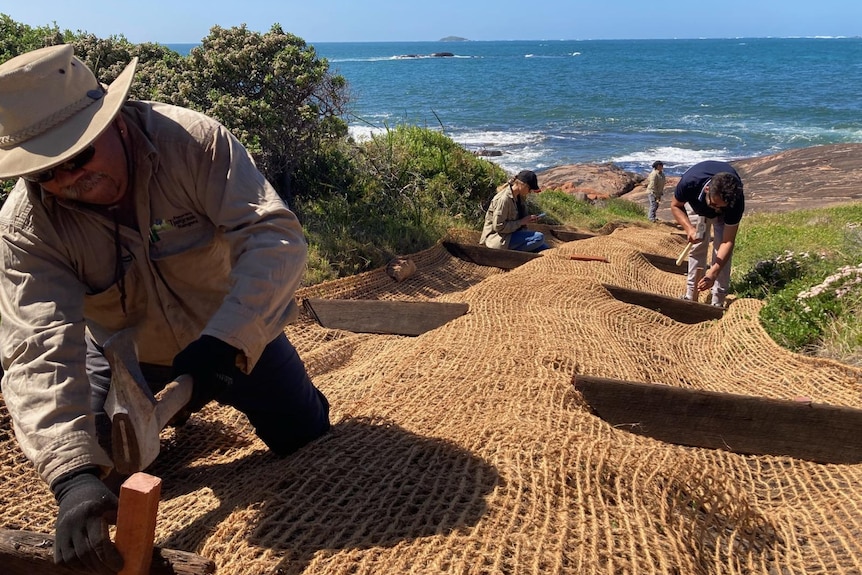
left=693, top=266, right=705, bottom=302
left=116, top=472, right=162, bottom=575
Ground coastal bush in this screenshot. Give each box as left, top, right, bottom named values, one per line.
left=297, top=125, right=507, bottom=281
left=0, top=16, right=349, bottom=206
left=733, top=209, right=862, bottom=365
left=732, top=250, right=817, bottom=299
left=0, top=14, right=65, bottom=60
left=353, top=125, right=505, bottom=224
left=163, top=24, right=350, bottom=205
left=759, top=276, right=846, bottom=352
left=299, top=189, right=450, bottom=283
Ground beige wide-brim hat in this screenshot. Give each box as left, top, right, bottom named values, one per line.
left=0, top=44, right=138, bottom=179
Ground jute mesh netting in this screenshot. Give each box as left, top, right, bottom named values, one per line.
left=2, top=225, right=862, bottom=574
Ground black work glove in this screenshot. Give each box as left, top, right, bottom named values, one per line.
left=52, top=468, right=124, bottom=574
left=172, top=335, right=240, bottom=413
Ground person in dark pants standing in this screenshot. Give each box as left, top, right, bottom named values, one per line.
left=0, top=45, right=330, bottom=574
left=646, top=160, right=666, bottom=222
left=670, top=160, right=745, bottom=307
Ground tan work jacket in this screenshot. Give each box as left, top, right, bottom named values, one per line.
left=646, top=169, right=667, bottom=198
left=479, top=184, right=524, bottom=249
left=0, top=102, right=307, bottom=486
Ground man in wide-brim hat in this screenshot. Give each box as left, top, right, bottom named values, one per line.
left=0, top=45, right=331, bottom=573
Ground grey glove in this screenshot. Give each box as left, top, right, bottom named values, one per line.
left=51, top=468, right=124, bottom=574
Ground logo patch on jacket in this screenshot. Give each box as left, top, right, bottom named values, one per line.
left=149, top=212, right=199, bottom=243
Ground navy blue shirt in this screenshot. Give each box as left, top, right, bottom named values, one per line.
left=674, top=161, right=745, bottom=225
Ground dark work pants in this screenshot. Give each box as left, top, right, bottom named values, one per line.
left=88, top=332, right=330, bottom=460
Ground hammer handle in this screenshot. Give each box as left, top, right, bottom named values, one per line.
left=154, top=374, right=194, bottom=430
left=675, top=242, right=693, bottom=266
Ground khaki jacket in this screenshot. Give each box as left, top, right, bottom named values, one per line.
left=0, top=102, right=307, bottom=486
left=479, top=185, right=524, bottom=249
left=646, top=169, right=667, bottom=198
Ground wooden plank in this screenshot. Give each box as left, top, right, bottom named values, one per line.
left=304, top=298, right=469, bottom=336
left=574, top=375, right=862, bottom=464
left=602, top=284, right=723, bottom=324
left=641, top=252, right=686, bottom=275
left=442, top=241, right=540, bottom=269
left=116, top=473, right=161, bottom=575
left=549, top=228, right=596, bottom=242
left=0, top=530, right=215, bottom=575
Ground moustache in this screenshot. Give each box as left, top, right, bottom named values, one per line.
left=58, top=172, right=108, bottom=200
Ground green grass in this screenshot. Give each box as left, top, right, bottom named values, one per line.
left=732, top=207, right=862, bottom=270
left=300, top=187, right=648, bottom=285
left=528, top=189, right=647, bottom=230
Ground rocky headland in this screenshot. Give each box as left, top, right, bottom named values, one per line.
left=536, top=143, right=862, bottom=219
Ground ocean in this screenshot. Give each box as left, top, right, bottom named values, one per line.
left=167, top=38, right=862, bottom=177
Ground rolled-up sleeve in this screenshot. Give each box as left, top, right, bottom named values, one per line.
left=189, top=122, right=307, bottom=370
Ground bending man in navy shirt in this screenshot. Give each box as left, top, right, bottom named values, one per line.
left=670, top=161, right=745, bottom=308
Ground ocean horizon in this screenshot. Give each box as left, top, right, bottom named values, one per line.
left=166, top=37, right=862, bottom=177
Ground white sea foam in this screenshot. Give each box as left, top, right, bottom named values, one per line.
left=331, top=54, right=476, bottom=63
left=347, top=125, right=550, bottom=174
left=348, top=125, right=384, bottom=141
left=449, top=130, right=556, bottom=173
left=611, top=147, right=735, bottom=168
left=328, top=57, right=392, bottom=63
left=452, top=130, right=545, bottom=148
left=481, top=146, right=555, bottom=175
left=525, top=53, right=580, bottom=59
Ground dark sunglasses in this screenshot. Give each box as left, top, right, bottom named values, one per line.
left=22, top=145, right=96, bottom=183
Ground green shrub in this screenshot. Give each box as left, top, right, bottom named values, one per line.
left=760, top=279, right=843, bottom=352
left=296, top=125, right=504, bottom=280
left=734, top=215, right=862, bottom=358
left=732, top=250, right=817, bottom=299
left=353, top=125, right=505, bottom=225
left=757, top=259, right=862, bottom=356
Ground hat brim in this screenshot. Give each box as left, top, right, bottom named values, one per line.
left=0, top=57, right=138, bottom=180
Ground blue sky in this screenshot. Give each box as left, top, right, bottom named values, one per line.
left=5, top=1, right=861, bottom=44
